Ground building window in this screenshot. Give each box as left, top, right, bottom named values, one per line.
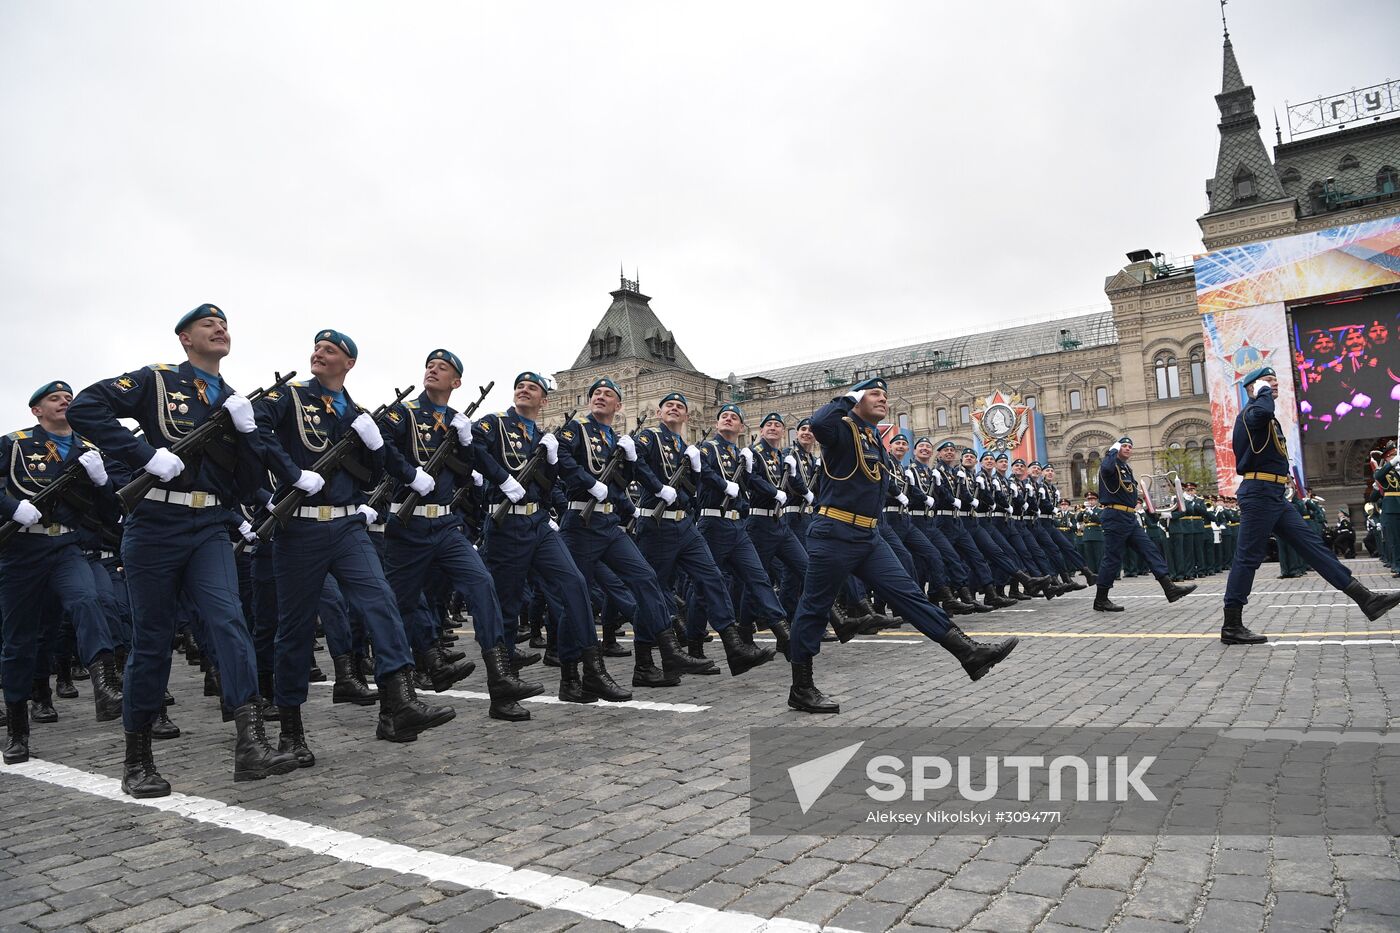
left=1339, top=153, right=1360, bottom=171
left=1069, top=390, right=1082, bottom=411
left=1380, top=166, right=1399, bottom=195
left=959, top=405, right=970, bottom=425
left=1024, top=395, right=1037, bottom=410
left=1233, top=166, right=1255, bottom=201
left=1070, top=452, right=1085, bottom=498
left=1190, top=349, right=1205, bottom=395
left=936, top=407, right=948, bottom=428
left=1155, top=356, right=1181, bottom=399
left=1095, top=386, right=1108, bottom=408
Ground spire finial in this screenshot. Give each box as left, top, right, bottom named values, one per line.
left=1220, top=0, right=1229, bottom=39
left=1274, top=108, right=1282, bottom=145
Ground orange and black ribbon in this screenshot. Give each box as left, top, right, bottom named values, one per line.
left=44, top=440, right=61, bottom=462
left=322, top=395, right=336, bottom=415
left=431, top=411, right=446, bottom=433
left=193, top=378, right=209, bottom=405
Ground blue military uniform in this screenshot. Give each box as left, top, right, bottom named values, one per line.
left=743, top=415, right=810, bottom=623
left=1092, top=436, right=1193, bottom=612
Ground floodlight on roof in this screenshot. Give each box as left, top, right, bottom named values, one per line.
left=1126, top=249, right=1155, bottom=263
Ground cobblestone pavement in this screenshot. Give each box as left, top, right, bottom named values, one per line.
left=4, top=560, right=1400, bottom=932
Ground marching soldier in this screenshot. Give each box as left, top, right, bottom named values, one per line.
left=67, top=304, right=297, bottom=795
left=884, top=435, right=972, bottom=615
left=254, top=329, right=459, bottom=760
left=1091, top=437, right=1195, bottom=612
left=785, top=378, right=1017, bottom=714
left=908, top=438, right=988, bottom=611
left=1035, top=464, right=1091, bottom=588
left=1223, top=367, right=1400, bottom=641
left=744, top=413, right=810, bottom=623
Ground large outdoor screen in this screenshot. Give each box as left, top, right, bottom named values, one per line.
left=1291, top=288, right=1400, bottom=441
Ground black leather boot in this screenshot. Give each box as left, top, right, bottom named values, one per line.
left=938, top=623, right=1018, bottom=681
left=601, top=627, right=631, bottom=657
left=933, top=585, right=974, bottom=616
left=232, top=703, right=299, bottom=781
left=764, top=620, right=793, bottom=659
left=511, top=645, right=542, bottom=669
left=1061, top=571, right=1088, bottom=592
left=276, top=705, right=315, bottom=768
left=4, top=700, right=29, bottom=764
left=70, top=657, right=88, bottom=682
left=959, top=585, right=994, bottom=613
left=787, top=659, right=839, bottom=714
left=307, top=664, right=327, bottom=683
left=256, top=670, right=279, bottom=722
left=831, top=609, right=868, bottom=643
left=657, top=629, right=717, bottom=675
left=438, top=638, right=467, bottom=664
left=184, top=635, right=201, bottom=666
left=1007, top=579, right=1031, bottom=601
left=581, top=645, right=632, bottom=702
left=718, top=625, right=774, bottom=676
left=55, top=661, right=78, bottom=699
left=29, top=677, right=57, bottom=723
left=528, top=617, right=547, bottom=649
left=375, top=669, right=456, bottom=742
left=151, top=708, right=180, bottom=740
left=984, top=586, right=1016, bottom=609
left=1344, top=578, right=1400, bottom=621
left=632, top=644, right=680, bottom=687
left=559, top=657, right=597, bottom=703
left=88, top=654, right=123, bottom=723
left=1220, top=605, right=1267, bottom=645
left=1092, top=585, right=1124, bottom=612
left=356, top=654, right=375, bottom=678
left=331, top=654, right=378, bottom=705
left=121, top=727, right=170, bottom=797
left=413, top=646, right=475, bottom=693
left=1080, top=566, right=1096, bottom=586
left=203, top=666, right=220, bottom=697
left=483, top=644, right=544, bottom=704
left=1156, top=574, right=1197, bottom=603
left=681, top=637, right=722, bottom=674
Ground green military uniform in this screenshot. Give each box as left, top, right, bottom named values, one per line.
left=1123, top=511, right=1145, bottom=577
left=1145, top=509, right=1169, bottom=566
left=1221, top=499, right=1239, bottom=570
left=1185, top=487, right=1209, bottom=577
left=1277, top=494, right=1308, bottom=577
left=1080, top=499, right=1104, bottom=574
left=1373, top=449, right=1400, bottom=571
left=1167, top=501, right=1190, bottom=580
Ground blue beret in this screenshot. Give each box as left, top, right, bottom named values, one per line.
left=717, top=403, right=744, bottom=422
left=1241, top=366, right=1275, bottom=388
left=980, top=450, right=995, bottom=459
left=760, top=412, right=784, bottom=427
left=426, top=348, right=463, bottom=375
left=936, top=440, right=957, bottom=451
left=588, top=377, right=622, bottom=401
left=914, top=437, right=933, bottom=447
left=659, top=391, right=688, bottom=408
left=962, top=447, right=976, bottom=456
left=1117, top=436, right=1134, bottom=446
left=995, top=452, right=1009, bottom=462
left=852, top=376, right=887, bottom=393
left=1011, top=458, right=1026, bottom=467
left=28, top=380, right=72, bottom=408
left=513, top=371, right=550, bottom=394
left=315, top=329, right=358, bottom=359
left=175, top=303, right=226, bottom=334
left=796, top=417, right=811, bottom=430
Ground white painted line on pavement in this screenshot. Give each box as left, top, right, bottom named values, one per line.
left=0, top=759, right=858, bottom=933
left=1267, top=638, right=1400, bottom=647
left=309, top=681, right=710, bottom=714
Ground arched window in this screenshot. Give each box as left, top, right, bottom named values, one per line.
left=936, top=407, right=948, bottom=428
left=1071, top=452, right=1086, bottom=498
left=1190, top=348, right=1206, bottom=395
left=1069, top=390, right=1083, bottom=411
left=1379, top=166, right=1399, bottom=195
left=1155, top=356, right=1181, bottom=399
left=1233, top=165, right=1256, bottom=201
left=959, top=404, right=970, bottom=425
left=1095, top=386, right=1109, bottom=408
left=1024, top=395, right=1037, bottom=410
left=1279, top=166, right=1301, bottom=187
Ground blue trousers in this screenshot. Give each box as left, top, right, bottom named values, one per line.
left=121, top=503, right=258, bottom=730
left=384, top=516, right=506, bottom=654
left=1097, top=508, right=1169, bottom=586
left=916, top=517, right=969, bottom=586
left=2, top=535, right=114, bottom=703
left=318, top=575, right=369, bottom=658
left=253, top=545, right=362, bottom=672
left=1028, top=519, right=1070, bottom=573
left=559, top=511, right=670, bottom=646
left=271, top=515, right=415, bottom=706
left=86, top=553, right=130, bottom=650
left=968, top=518, right=1018, bottom=584
left=1224, top=481, right=1352, bottom=609
left=747, top=515, right=809, bottom=620
left=790, top=516, right=952, bottom=662
left=636, top=515, right=736, bottom=638
left=697, top=516, right=786, bottom=636
left=1043, top=519, right=1086, bottom=571
left=483, top=512, right=596, bottom=664
left=986, top=518, right=1031, bottom=575
left=891, top=514, right=949, bottom=590
left=938, top=516, right=992, bottom=588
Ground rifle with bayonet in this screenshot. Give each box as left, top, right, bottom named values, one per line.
left=115, top=370, right=297, bottom=515
left=392, top=380, right=493, bottom=522
left=487, top=409, right=577, bottom=526
left=647, top=428, right=710, bottom=522
left=578, top=414, right=646, bottom=526
left=245, top=384, right=414, bottom=546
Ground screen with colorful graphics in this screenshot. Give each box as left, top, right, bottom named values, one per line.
left=1290, top=289, right=1400, bottom=441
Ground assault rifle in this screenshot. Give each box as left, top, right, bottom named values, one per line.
left=578, top=414, right=646, bottom=526
left=647, top=429, right=709, bottom=522
left=115, top=370, right=297, bottom=514
left=487, top=409, right=577, bottom=526
left=0, top=456, right=100, bottom=548
left=392, top=380, right=493, bottom=522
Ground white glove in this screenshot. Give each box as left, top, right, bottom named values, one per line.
left=451, top=412, right=473, bottom=445
left=739, top=447, right=754, bottom=469
left=293, top=469, right=325, bottom=495
left=472, top=470, right=484, bottom=487
left=355, top=505, right=378, bottom=525
left=238, top=520, right=259, bottom=543
left=785, top=455, right=798, bottom=476
left=548, top=518, right=559, bottom=532
left=685, top=445, right=702, bottom=471
left=1253, top=381, right=1272, bottom=398
left=12, top=500, right=41, bottom=527
left=1390, top=453, right=1400, bottom=467
left=539, top=433, right=559, bottom=464
left=805, top=490, right=815, bottom=505
left=724, top=481, right=740, bottom=498
left=617, top=436, right=637, bottom=461
left=926, top=497, right=936, bottom=510
left=78, top=450, right=108, bottom=486
left=500, top=476, right=525, bottom=503
left=845, top=389, right=867, bottom=404
left=588, top=480, right=609, bottom=502
left=658, top=485, right=677, bottom=505
left=351, top=413, right=384, bottom=451
left=1109, top=442, right=1122, bottom=454
left=953, top=498, right=963, bottom=509
left=971, top=497, right=979, bottom=509
left=775, top=490, right=788, bottom=507
left=410, top=467, right=435, bottom=496
left=223, top=394, right=257, bottom=434
left=143, top=448, right=185, bottom=482
left=896, top=493, right=908, bottom=507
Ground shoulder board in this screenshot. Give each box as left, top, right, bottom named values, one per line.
left=81, top=438, right=99, bottom=450
left=6, top=430, right=30, bottom=441
left=404, top=400, right=420, bottom=410
left=148, top=363, right=180, bottom=372
left=704, top=438, right=723, bottom=450
left=289, top=380, right=311, bottom=389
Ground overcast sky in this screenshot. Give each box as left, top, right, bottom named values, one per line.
left=2, top=1, right=1396, bottom=420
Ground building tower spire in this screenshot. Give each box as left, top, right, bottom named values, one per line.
left=1203, top=25, right=1284, bottom=215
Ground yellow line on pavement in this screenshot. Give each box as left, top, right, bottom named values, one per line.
left=924, top=629, right=1400, bottom=640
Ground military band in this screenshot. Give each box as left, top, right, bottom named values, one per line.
left=10, top=302, right=1400, bottom=797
